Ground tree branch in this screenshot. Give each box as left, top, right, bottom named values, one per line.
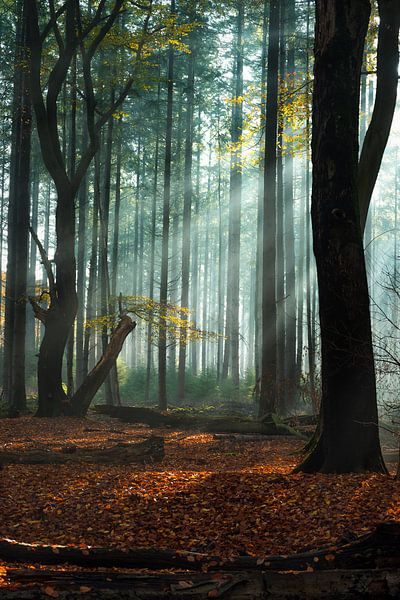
left=29, top=226, right=56, bottom=304
left=358, top=0, right=400, bottom=230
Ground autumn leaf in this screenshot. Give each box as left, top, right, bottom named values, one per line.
left=43, top=586, right=59, bottom=598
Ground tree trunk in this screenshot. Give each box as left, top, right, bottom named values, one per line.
left=225, top=0, right=244, bottom=394
left=70, top=316, right=135, bottom=415
left=159, top=1, right=175, bottom=410
left=3, top=0, right=31, bottom=414
left=284, top=0, right=297, bottom=413
left=36, top=195, right=78, bottom=416
left=259, top=0, right=279, bottom=416
left=296, top=0, right=386, bottom=474
left=177, top=41, right=195, bottom=401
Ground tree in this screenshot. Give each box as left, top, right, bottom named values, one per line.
left=26, top=0, right=150, bottom=416
left=158, top=0, right=175, bottom=410
left=296, top=0, right=387, bottom=474
left=3, top=0, right=32, bottom=414
left=259, top=0, right=279, bottom=416
left=222, top=0, right=244, bottom=394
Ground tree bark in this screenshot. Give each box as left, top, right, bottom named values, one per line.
left=177, top=39, right=195, bottom=401
left=259, top=0, right=279, bottom=417
left=71, top=316, right=135, bottom=416
left=296, top=0, right=386, bottom=474
left=158, top=1, right=175, bottom=410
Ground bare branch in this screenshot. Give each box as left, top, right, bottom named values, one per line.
left=48, top=0, right=65, bottom=52
left=40, top=2, right=68, bottom=43
left=29, top=226, right=57, bottom=303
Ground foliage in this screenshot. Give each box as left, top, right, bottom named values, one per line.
left=120, top=367, right=255, bottom=407
left=85, top=295, right=221, bottom=345
left=0, top=417, right=398, bottom=564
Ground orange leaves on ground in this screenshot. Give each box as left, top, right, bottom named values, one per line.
left=0, top=416, right=399, bottom=562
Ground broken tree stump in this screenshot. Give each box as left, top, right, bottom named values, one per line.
left=0, top=436, right=164, bottom=465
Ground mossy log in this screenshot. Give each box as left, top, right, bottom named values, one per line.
left=93, top=406, right=302, bottom=436
left=0, top=436, right=164, bottom=465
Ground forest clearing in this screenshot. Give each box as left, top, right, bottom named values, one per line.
left=1, top=0, right=400, bottom=596
left=0, top=414, right=399, bottom=598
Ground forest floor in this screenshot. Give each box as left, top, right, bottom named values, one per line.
left=0, top=413, right=399, bottom=566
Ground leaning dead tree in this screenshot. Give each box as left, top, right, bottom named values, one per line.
left=25, top=0, right=153, bottom=416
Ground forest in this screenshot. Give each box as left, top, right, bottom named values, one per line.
left=0, top=0, right=399, bottom=597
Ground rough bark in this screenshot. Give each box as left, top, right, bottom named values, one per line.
left=177, top=37, right=195, bottom=401
left=296, top=0, right=386, bottom=473
left=71, top=316, right=135, bottom=416
left=224, top=1, right=243, bottom=393
left=259, top=0, right=279, bottom=416
left=158, top=0, right=175, bottom=410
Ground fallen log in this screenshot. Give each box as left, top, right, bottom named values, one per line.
left=1, top=569, right=400, bottom=599
left=93, top=406, right=302, bottom=436
left=0, top=436, right=164, bottom=465
left=0, top=523, right=399, bottom=572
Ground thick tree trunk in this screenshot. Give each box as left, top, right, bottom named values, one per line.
left=36, top=194, right=78, bottom=417
left=3, top=0, right=31, bottom=414
left=296, top=0, right=386, bottom=474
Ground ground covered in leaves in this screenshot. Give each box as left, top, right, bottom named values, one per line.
left=0, top=415, right=399, bottom=562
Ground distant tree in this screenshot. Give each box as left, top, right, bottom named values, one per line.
left=296, top=0, right=387, bottom=473
left=259, top=0, right=279, bottom=416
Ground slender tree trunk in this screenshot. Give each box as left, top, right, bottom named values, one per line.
left=76, top=127, right=89, bottom=389
left=145, top=71, right=161, bottom=404
left=177, top=42, right=195, bottom=400
left=83, top=153, right=100, bottom=380
left=224, top=0, right=244, bottom=394
left=284, top=0, right=297, bottom=412
left=259, top=0, right=279, bottom=416
left=276, top=0, right=286, bottom=412
left=216, top=103, right=225, bottom=382
left=190, top=125, right=201, bottom=376
left=254, top=0, right=268, bottom=399
left=159, top=2, right=175, bottom=410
